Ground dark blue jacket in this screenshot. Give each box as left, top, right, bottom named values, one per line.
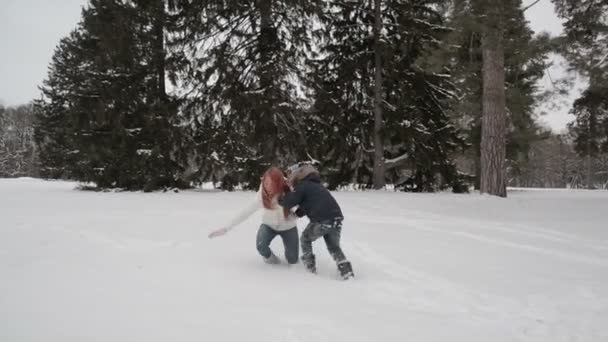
left=279, top=174, right=343, bottom=223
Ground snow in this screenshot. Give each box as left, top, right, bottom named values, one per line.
left=126, top=128, right=142, bottom=134
left=1, top=178, right=607, bottom=341
left=136, top=149, right=152, bottom=156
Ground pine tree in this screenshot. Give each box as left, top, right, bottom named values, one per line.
left=309, top=0, right=465, bottom=191
left=1, top=104, right=38, bottom=177
left=552, top=0, right=608, bottom=76
left=568, top=87, right=608, bottom=188
left=36, top=0, right=185, bottom=190
left=34, top=29, right=83, bottom=180
left=442, top=0, right=550, bottom=192
left=0, top=104, right=8, bottom=174
left=169, top=0, right=320, bottom=189
left=372, top=0, right=385, bottom=189
left=476, top=0, right=508, bottom=197
left=553, top=0, right=608, bottom=189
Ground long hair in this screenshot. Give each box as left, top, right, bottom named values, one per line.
left=261, top=167, right=291, bottom=218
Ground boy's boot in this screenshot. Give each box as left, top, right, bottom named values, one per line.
left=337, top=260, right=354, bottom=280
left=303, top=255, right=317, bottom=274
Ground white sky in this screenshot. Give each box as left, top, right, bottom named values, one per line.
left=0, top=0, right=86, bottom=106
left=0, top=0, right=585, bottom=132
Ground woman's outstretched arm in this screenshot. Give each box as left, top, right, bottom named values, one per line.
left=208, top=191, right=261, bottom=238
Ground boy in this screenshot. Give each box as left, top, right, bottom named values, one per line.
left=279, top=163, right=354, bottom=279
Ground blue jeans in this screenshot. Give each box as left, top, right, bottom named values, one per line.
left=256, top=225, right=299, bottom=264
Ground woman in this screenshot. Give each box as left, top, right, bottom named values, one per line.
left=208, top=167, right=299, bottom=264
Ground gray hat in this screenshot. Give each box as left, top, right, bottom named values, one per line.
left=287, top=163, right=319, bottom=186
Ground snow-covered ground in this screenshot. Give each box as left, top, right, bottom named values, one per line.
left=1, top=178, right=607, bottom=341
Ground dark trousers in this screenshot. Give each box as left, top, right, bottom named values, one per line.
left=300, top=218, right=347, bottom=267
left=256, top=225, right=299, bottom=264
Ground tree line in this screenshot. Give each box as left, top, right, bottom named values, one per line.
left=2, top=0, right=606, bottom=194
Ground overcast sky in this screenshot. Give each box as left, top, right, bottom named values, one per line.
left=0, top=0, right=86, bottom=105
left=0, top=0, right=585, bottom=132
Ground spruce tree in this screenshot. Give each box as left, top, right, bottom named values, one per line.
left=36, top=0, right=185, bottom=190
left=169, top=0, right=320, bottom=189
left=34, top=29, right=84, bottom=180
left=308, top=0, right=465, bottom=191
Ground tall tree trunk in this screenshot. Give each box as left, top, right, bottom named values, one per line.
left=154, top=0, right=166, bottom=103
left=558, top=135, right=566, bottom=187
left=584, top=74, right=600, bottom=190
left=257, top=0, right=277, bottom=165
left=372, top=0, right=385, bottom=189
left=480, top=0, right=507, bottom=197
left=587, top=144, right=594, bottom=189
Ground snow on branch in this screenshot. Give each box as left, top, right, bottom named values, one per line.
left=593, top=52, right=608, bottom=68
left=384, top=152, right=409, bottom=170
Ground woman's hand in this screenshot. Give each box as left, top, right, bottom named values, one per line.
left=208, top=227, right=228, bottom=239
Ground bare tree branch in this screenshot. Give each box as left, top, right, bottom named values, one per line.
left=523, top=0, right=543, bottom=13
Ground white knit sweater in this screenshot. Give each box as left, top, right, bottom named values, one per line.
left=224, top=187, right=297, bottom=232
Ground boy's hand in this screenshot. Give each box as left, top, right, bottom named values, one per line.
left=208, top=227, right=228, bottom=239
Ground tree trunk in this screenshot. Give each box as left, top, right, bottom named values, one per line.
left=257, top=0, right=277, bottom=165
left=558, top=135, right=566, bottom=188
left=372, top=0, right=385, bottom=189
left=587, top=151, right=594, bottom=189
left=154, top=0, right=166, bottom=103
left=480, top=0, right=507, bottom=197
